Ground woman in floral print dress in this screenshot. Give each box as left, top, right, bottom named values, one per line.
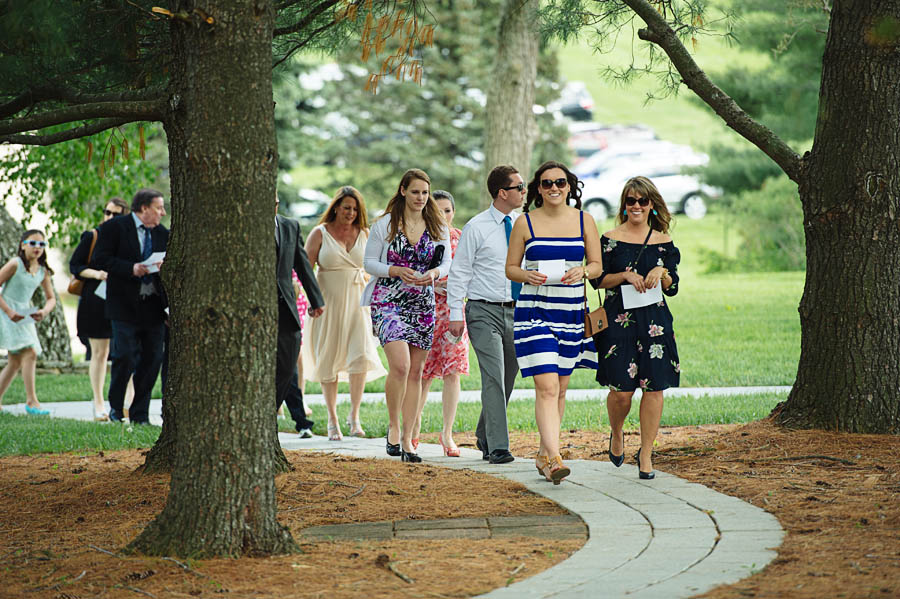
left=362, top=168, right=451, bottom=463
left=592, top=176, right=680, bottom=480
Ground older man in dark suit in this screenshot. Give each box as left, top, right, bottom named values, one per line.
left=93, top=188, right=168, bottom=425
left=276, top=199, right=324, bottom=436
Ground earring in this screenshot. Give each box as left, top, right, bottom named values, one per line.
left=652, top=209, right=658, bottom=215
left=623, top=209, right=628, bottom=216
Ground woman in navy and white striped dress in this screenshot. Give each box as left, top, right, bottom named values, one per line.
left=506, top=161, right=602, bottom=484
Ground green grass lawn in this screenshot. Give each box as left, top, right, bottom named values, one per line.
left=0, top=411, right=160, bottom=457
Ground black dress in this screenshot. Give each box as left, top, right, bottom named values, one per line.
left=593, top=235, right=681, bottom=392
left=69, top=229, right=112, bottom=339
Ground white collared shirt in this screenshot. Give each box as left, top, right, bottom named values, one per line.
left=447, top=204, right=519, bottom=321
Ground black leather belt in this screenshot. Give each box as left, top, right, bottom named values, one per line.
left=470, top=298, right=515, bottom=308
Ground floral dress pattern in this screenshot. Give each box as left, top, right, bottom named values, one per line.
left=422, top=227, right=469, bottom=379
left=370, top=229, right=438, bottom=350
left=594, top=235, right=681, bottom=391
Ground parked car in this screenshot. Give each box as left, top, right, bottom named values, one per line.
left=549, top=81, right=595, bottom=121
left=573, top=139, right=690, bottom=179
left=567, top=122, right=658, bottom=164
left=579, top=156, right=721, bottom=221
left=287, top=188, right=329, bottom=227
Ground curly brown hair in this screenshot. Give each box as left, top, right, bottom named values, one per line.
left=524, top=160, right=583, bottom=212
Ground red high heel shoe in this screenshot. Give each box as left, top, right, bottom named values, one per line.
left=439, top=433, right=460, bottom=457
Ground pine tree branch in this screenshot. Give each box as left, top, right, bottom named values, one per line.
left=621, top=0, right=804, bottom=182
left=0, top=118, right=134, bottom=146
left=0, top=86, right=163, bottom=121
left=0, top=100, right=165, bottom=138
left=273, top=0, right=340, bottom=37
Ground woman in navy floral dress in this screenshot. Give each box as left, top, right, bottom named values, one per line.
left=592, top=176, right=680, bottom=480
left=362, top=168, right=451, bottom=463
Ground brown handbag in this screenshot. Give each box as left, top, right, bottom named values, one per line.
left=67, top=229, right=98, bottom=296
left=583, top=282, right=608, bottom=338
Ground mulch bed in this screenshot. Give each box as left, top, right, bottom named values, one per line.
left=1, top=418, right=898, bottom=598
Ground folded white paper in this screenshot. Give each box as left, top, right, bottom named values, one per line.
left=621, top=283, right=663, bottom=309
left=95, top=280, right=107, bottom=300
left=538, top=259, right=567, bottom=285
left=141, top=251, right=166, bottom=273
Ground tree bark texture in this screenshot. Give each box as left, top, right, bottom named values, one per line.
left=482, top=0, right=539, bottom=205
left=129, top=0, right=297, bottom=557
left=0, top=206, right=72, bottom=366
left=775, top=0, right=900, bottom=433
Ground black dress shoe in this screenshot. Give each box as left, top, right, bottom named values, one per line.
left=475, top=438, right=489, bottom=461
left=488, top=449, right=514, bottom=464
left=401, top=450, right=422, bottom=463
left=635, top=448, right=655, bottom=480
left=386, top=434, right=401, bottom=457
left=608, top=432, right=625, bottom=468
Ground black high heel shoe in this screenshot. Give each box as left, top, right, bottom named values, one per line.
left=401, top=449, right=422, bottom=463
left=385, top=433, right=401, bottom=457
left=608, top=431, right=625, bottom=467
left=635, top=448, right=655, bottom=480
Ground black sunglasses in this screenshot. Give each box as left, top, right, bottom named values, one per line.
left=540, top=177, right=568, bottom=190
left=103, top=209, right=123, bottom=217
left=625, top=197, right=650, bottom=207
left=501, top=182, right=526, bottom=192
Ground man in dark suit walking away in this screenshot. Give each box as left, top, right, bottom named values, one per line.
left=94, top=189, right=168, bottom=425
left=276, top=199, right=324, bottom=436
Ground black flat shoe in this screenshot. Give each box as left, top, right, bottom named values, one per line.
left=401, top=450, right=422, bottom=463
left=475, top=438, right=489, bottom=461
left=608, top=432, right=624, bottom=467
left=635, top=448, right=655, bottom=480
left=386, top=434, right=401, bottom=457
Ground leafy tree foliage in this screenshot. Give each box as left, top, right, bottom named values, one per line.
left=274, top=0, right=569, bottom=220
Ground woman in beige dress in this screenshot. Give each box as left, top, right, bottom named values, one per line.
left=303, top=186, right=387, bottom=440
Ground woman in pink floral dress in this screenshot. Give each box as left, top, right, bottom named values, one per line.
left=416, top=190, right=469, bottom=457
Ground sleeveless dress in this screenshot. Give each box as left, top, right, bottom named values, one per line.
left=70, top=229, right=111, bottom=339
left=513, top=212, right=598, bottom=377
left=370, top=229, right=439, bottom=350
left=594, top=235, right=681, bottom=392
left=422, top=227, right=469, bottom=380
left=301, top=225, right=386, bottom=383
left=0, top=258, right=45, bottom=355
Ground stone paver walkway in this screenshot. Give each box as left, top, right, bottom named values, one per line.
left=6, top=401, right=784, bottom=598
left=281, top=433, right=784, bottom=599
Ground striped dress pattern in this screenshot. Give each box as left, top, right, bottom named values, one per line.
left=513, top=212, right=599, bottom=377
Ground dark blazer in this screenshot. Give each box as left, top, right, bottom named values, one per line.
left=93, top=214, right=169, bottom=323
left=276, top=214, right=323, bottom=331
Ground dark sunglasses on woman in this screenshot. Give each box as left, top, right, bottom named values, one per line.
left=103, top=209, right=122, bottom=216
left=625, top=197, right=651, bottom=207
left=540, top=177, right=568, bottom=190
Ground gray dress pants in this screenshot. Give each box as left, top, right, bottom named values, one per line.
left=466, top=301, right=518, bottom=452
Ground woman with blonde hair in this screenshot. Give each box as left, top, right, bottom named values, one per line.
left=303, top=186, right=386, bottom=440
left=592, top=176, right=680, bottom=480
left=362, top=169, right=451, bottom=462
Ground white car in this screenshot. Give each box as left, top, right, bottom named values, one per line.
left=579, top=156, right=721, bottom=221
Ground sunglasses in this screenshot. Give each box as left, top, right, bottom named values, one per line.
left=103, top=209, right=123, bottom=217
left=625, top=197, right=651, bottom=207
left=540, top=177, right=568, bottom=190
left=24, top=240, right=47, bottom=248
left=501, top=183, right=526, bottom=192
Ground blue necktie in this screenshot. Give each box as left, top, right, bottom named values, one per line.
left=503, top=216, right=521, bottom=301
left=140, top=225, right=152, bottom=284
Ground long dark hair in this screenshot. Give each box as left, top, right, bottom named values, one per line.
left=382, top=168, right=445, bottom=242
left=616, top=176, right=672, bottom=234
left=525, top=160, right=583, bottom=212
left=319, top=185, right=369, bottom=229
left=17, top=229, right=54, bottom=275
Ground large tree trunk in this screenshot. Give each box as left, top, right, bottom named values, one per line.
left=0, top=206, right=72, bottom=368
left=774, top=0, right=900, bottom=433
left=482, top=0, right=539, bottom=205
left=129, top=0, right=296, bottom=557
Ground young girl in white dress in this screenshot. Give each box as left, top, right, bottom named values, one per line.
left=0, top=230, right=58, bottom=415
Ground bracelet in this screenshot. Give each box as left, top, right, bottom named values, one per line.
left=660, top=268, right=669, bottom=280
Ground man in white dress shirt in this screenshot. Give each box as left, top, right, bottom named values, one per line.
left=448, top=165, right=526, bottom=464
